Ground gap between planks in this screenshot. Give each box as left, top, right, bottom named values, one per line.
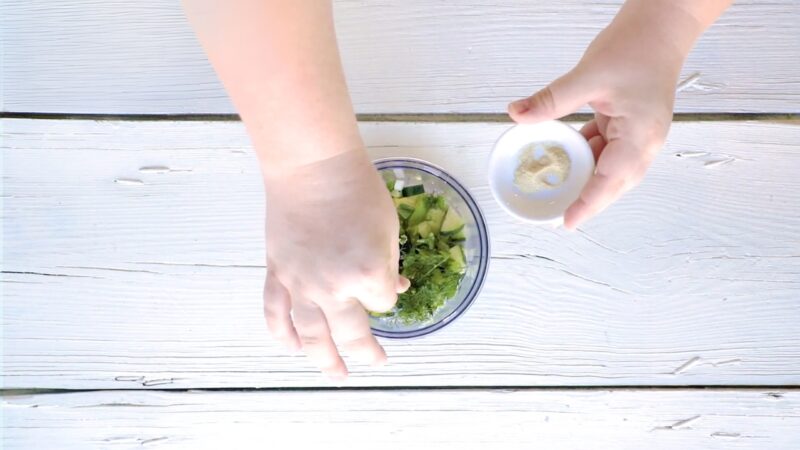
left=3, top=386, right=799, bottom=397
left=1, top=112, right=799, bottom=123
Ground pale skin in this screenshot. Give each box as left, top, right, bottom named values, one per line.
left=183, top=0, right=409, bottom=379
left=182, top=0, right=730, bottom=377
left=509, top=0, right=732, bottom=229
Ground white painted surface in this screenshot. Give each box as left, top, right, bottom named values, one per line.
left=2, top=1, right=799, bottom=114
left=3, top=119, right=799, bottom=389
left=4, top=389, right=800, bottom=449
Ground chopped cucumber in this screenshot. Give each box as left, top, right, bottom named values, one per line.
left=426, top=208, right=446, bottom=235
left=451, top=229, right=466, bottom=241
left=401, top=184, right=425, bottom=197
left=433, top=195, right=447, bottom=211
left=393, top=194, right=422, bottom=210
left=440, top=207, right=465, bottom=235
left=448, top=245, right=466, bottom=273
left=407, top=196, right=430, bottom=227
left=416, top=222, right=432, bottom=238
left=397, top=203, right=415, bottom=220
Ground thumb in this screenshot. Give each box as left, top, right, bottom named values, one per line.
left=508, top=70, right=592, bottom=124
left=397, top=275, right=410, bottom=294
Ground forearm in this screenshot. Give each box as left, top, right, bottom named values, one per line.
left=182, top=0, right=362, bottom=177
left=606, top=0, right=732, bottom=63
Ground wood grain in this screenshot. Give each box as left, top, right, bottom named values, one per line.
left=2, top=1, right=799, bottom=114
left=4, top=389, right=800, bottom=449
left=2, top=119, right=800, bottom=389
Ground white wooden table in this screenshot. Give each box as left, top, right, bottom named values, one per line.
left=2, top=1, right=799, bottom=449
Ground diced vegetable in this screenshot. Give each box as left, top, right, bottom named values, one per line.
left=375, top=179, right=469, bottom=324
left=397, top=203, right=415, bottom=220
left=416, top=222, right=432, bottom=238
left=448, top=245, right=466, bottom=273
left=440, top=207, right=465, bottom=235
left=393, top=194, right=422, bottom=209
left=407, top=196, right=431, bottom=227
left=426, top=208, right=446, bottom=235
left=401, top=184, right=425, bottom=197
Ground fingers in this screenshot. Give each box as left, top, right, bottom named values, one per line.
left=292, top=296, right=348, bottom=379
left=508, top=70, right=595, bottom=124
left=580, top=119, right=605, bottom=161
left=564, top=137, right=649, bottom=230
left=564, top=170, right=624, bottom=231
left=352, top=247, right=401, bottom=312
left=263, top=270, right=300, bottom=351
left=390, top=242, right=410, bottom=294
left=354, top=270, right=400, bottom=313
left=320, top=298, right=387, bottom=366
left=580, top=119, right=599, bottom=138
left=594, top=113, right=611, bottom=139
left=397, top=275, right=411, bottom=293
left=587, top=135, right=606, bottom=162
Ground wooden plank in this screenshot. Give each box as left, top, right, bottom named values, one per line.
left=4, top=389, right=800, bottom=449
left=2, top=1, right=799, bottom=114
left=2, top=119, right=800, bottom=389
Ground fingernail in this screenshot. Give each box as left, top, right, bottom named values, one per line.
left=510, top=99, right=530, bottom=115
left=286, top=337, right=302, bottom=353
left=324, top=371, right=348, bottom=386
left=371, top=354, right=388, bottom=367
left=396, top=276, right=411, bottom=293
left=564, top=217, right=582, bottom=232
left=563, top=207, right=581, bottom=231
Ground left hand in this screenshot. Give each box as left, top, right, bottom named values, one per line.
left=508, top=20, right=685, bottom=230
left=262, top=149, right=409, bottom=379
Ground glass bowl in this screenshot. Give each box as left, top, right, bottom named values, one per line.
left=371, top=158, right=490, bottom=339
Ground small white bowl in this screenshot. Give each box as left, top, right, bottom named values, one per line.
left=488, top=121, right=595, bottom=226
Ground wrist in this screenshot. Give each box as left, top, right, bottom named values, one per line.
left=261, top=147, right=373, bottom=195
left=252, top=120, right=366, bottom=181
left=610, top=0, right=707, bottom=64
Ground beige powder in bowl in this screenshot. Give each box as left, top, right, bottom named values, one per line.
left=513, top=143, right=571, bottom=193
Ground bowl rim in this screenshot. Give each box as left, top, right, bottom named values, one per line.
left=488, top=121, right=595, bottom=225
left=371, top=157, right=490, bottom=339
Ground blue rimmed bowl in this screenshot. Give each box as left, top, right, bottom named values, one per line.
left=371, top=158, right=490, bottom=339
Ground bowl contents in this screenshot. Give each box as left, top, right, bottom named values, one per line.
left=374, top=180, right=467, bottom=324
left=514, top=142, right=571, bottom=193
left=371, top=158, right=489, bottom=339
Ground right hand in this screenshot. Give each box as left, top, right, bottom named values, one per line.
left=507, top=7, right=686, bottom=230
left=262, top=149, right=410, bottom=379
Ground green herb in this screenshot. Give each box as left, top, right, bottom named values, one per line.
left=396, top=250, right=463, bottom=323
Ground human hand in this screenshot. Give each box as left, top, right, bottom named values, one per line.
left=262, top=149, right=409, bottom=379
left=508, top=11, right=687, bottom=230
